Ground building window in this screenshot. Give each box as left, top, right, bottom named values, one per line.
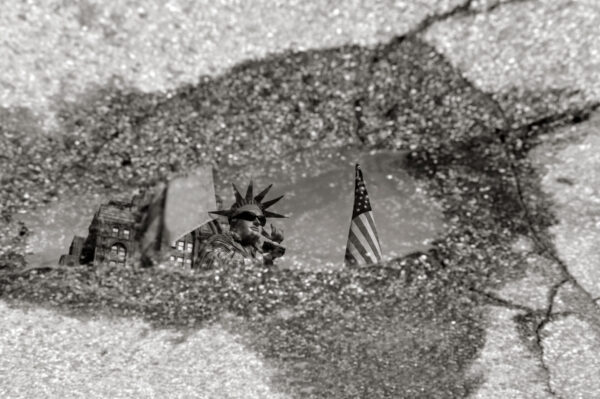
left=171, top=241, right=177, bottom=248
left=176, top=256, right=184, bottom=266
left=123, top=229, right=130, bottom=239
left=169, top=255, right=175, bottom=262
left=110, top=244, right=127, bottom=263
left=112, top=227, right=119, bottom=236
left=185, top=258, right=192, bottom=267
left=186, top=242, right=193, bottom=253
left=177, top=241, right=184, bottom=251
left=109, top=260, right=116, bottom=267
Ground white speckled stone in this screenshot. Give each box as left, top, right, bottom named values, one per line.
left=0, top=301, right=287, bottom=399
left=541, top=315, right=600, bottom=398
left=468, top=306, right=552, bottom=399
left=495, top=255, right=561, bottom=311
left=424, top=0, right=600, bottom=103
left=530, top=112, right=600, bottom=299
left=0, top=0, right=462, bottom=125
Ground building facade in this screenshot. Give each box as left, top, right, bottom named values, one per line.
left=59, top=195, right=224, bottom=268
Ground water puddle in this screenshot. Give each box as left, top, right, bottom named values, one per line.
left=218, top=147, right=444, bottom=270
left=18, top=193, right=108, bottom=267
left=19, top=148, right=444, bottom=270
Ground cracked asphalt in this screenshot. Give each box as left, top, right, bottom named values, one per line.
left=1, top=0, right=600, bottom=398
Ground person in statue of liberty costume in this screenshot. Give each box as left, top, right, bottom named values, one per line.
left=196, top=181, right=285, bottom=269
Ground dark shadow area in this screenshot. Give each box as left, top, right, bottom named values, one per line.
left=1, top=34, right=574, bottom=397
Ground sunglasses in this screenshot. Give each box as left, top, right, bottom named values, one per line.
left=235, top=212, right=266, bottom=226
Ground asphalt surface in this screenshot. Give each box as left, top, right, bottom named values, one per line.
left=1, top=0, right=600, bottom=398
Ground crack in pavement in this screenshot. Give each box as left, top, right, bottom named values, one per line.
left=544, top=280, right=569, bottom=320
left=53, top=0, right=537, bottom=192
left=473, top=280, right=571, bottom=398
left=474, top=0, right=535, bottom=13
left=50, top=0, right=538, bottom=200
left=501, top=106, right=600, bottom=319
left=481, top=89, right=600, bottom=306
left=372, top=10, right=600, bottom=390
left=532, top=320, right=562, bottom=398
left=485, top=99, right=600, bottom=396
left=367, top=0, right=537, bottom=66
left=531, top=279, right=570, bottom=398
left=468, top=286, right=535, bottom=313
left=507, top=101, right=600, bottom=143
left=407, top=0, right=537, bottom=39
left=441, top=54, right=600, bottom=393
left=403, top=0, right=476, bottom=38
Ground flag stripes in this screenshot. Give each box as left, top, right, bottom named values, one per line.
left=348, top=214, right=382, bottom=265
left=344, top=164, right=383, bottom=267
left=346, top=240, right=365, bottom=265
left=348, top=230, right=373, bottom=264
left=353, top=213, right=382, bottom=259
left=364, top=212, right=381, bottom=255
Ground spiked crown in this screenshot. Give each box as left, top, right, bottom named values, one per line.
left=209, top=181, right=285, bottom=220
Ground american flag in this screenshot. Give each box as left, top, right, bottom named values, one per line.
left=344, top=164, right=383, bottom=267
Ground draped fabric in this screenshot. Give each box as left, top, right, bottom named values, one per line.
left=344, top=164, right=382, bottom=267
left=196, top=232, right=263, bottom=269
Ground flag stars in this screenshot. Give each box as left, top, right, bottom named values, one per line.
left=346, top=164, right=382, bottom=267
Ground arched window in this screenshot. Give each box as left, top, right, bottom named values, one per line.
left=109, top=243, right=127, bottom=264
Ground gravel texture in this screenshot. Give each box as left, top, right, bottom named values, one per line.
left=495, top=254, right=561, bottom=311
left=530, top=111, right=600, bottom=298
left=541, top=315, right=600, bottom=398
left=0, top=302, right=287, bottom=399
left=1, top=252, right=486, bottom=397
left=0, top=35, right=506, bottom=260
left=467, top=306, right=552, bottom=399
left=424, top=0, right=600, bottom=124
left=2, top=0, right=600, bottom=397
left=0, top=0, right=462, bottom=124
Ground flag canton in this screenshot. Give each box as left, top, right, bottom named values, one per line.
left=352, top=175, right=372, bottom=218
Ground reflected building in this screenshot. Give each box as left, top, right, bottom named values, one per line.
left=58, top=195, right=223, bottom=268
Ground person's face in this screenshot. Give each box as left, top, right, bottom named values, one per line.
left=231, top=211, right=265, bottom=245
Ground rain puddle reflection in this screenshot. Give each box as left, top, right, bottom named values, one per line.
left=219, top=147, right=444, bottom=270
left=18, top=193, right=113, bottom=267
left=19, top=148, right=443, bottom=271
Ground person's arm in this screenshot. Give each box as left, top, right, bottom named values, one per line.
left=261, top=224, right=285, bottom=265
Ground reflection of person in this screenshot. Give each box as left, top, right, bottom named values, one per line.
left=196, top=182, right=285, bottom=269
